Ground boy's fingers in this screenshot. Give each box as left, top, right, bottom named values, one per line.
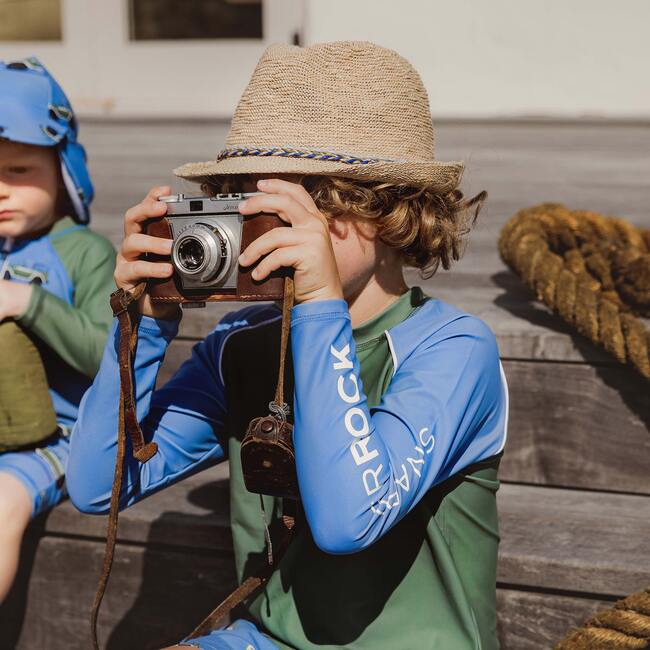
left=250, top=246, right=300, bottom=280
left=145, top=185, right=172, bottom=202
left=256, top=178, right=321, bottom=217
left=239, top=193, right=314, bottom=227
left=124, top=197, right=168, bottom=236
left=122, top=233, right=173, bottom=260
left=117, top=259, right=173, bottom=285
left=238, top=226, right=304, bottom=265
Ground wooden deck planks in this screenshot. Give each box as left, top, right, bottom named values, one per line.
left=21, top=478, right=650, bottom=596
left=1, top=119, right=648, bottom=649
left=3, top=481, right=648, bottom=649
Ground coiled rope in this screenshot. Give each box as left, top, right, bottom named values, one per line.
left=498, top=203, right=650, bottom=380
left=555, top=588, right=650, bottom=649
left=499, top=204, right=650, bottom=648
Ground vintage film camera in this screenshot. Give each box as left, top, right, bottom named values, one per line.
left=145, top=192, right=289, bottom=305
left=145, top=191, right=298, bottom=499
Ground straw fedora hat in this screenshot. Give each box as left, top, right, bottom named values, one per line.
left=174, top=41, right=463, bottom=191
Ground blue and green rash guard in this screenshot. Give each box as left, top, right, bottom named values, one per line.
left=67, top=286, right=509, bottom=649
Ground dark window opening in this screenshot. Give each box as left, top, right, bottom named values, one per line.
left=129, top=0, right=263, bottom=41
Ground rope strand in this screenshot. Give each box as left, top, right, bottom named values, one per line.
left=555, top=588, right=650, bottom=649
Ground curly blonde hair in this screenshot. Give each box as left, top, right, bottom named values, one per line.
left=201, top=174, right=486, bottom=279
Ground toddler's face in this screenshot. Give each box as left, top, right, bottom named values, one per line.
left=0, top=140, right=60, bottom=239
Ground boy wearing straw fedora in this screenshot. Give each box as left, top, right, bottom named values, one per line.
left=68, top=41, right=509, bottom=649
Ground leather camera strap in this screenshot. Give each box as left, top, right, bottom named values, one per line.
left=90, top=282, right=158, bottom=650
left=186, top=275, right=297, bottom=641
left=91, top=277, right=296, bottom=647
left=272, top=275, right=293, bottom=413
left=186, top=501, right=297, bottom=640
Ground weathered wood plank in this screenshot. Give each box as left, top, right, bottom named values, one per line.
left=0, top=534, right=620, bottom=650
left=157, top=342, right=650, bottom=494
left=43, top=465, right=232, bottom=551
left=167, top=269, right=620, bottom=364
left=0, top=535, right=236, bottom=650
left=22, top=476, right=650, bottom=597
left=2, top=479, right=648, bottom=648
left=500, top=359, right=650, bottom=494
left=57, top=478, right=650, bottom=596
left=83, top=119, right=650, bottom=368
left=0, top=486, right=650, bottom=650
left=496, top=589, right=614, bottom=650
left=83, top=120, right=650, bottom=250
left=497, top=485, right=650, bottom=595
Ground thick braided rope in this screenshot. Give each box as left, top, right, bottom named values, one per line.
left=217, top=146, right=397, bottom=166
left=498, top=203, right=650, bottom=380
left=555, top=588, right=650, bottom=649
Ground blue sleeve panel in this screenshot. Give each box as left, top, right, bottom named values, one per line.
left=290, top=299, right=508, bottom=554
left=67, top=313, right=229, bottom=514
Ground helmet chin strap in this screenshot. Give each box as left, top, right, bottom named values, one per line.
left=60, top=156, right=87, bottom=224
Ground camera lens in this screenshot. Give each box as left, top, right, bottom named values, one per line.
left=172, top=222, right=232, bottom=285
left=177, top=237, right=205, bottom=271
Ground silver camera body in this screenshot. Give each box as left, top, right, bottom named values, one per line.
left=158, top=192, right=260, bottom=292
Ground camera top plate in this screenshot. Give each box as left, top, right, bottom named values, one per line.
left=159, top=192, right=262, bottom=216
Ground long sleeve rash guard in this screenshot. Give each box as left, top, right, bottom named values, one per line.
left=1, top=216, right=116, bottom=426
left=11, top=216, right=116, bottom=378
left=67, top=291, right=508, bottom=554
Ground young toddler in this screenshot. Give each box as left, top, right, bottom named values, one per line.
left=0, top=57, right=116, bottom=601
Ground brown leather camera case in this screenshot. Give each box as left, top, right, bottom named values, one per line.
left=145, top=213, right=289, bottom=302
left=241, top=414, right=299, bottom=499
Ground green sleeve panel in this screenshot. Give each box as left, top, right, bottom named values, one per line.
left=17, top=223, right=116, bottom=378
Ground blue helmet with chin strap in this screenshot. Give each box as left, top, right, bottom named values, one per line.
left=0, top=56, right=93, bottom=223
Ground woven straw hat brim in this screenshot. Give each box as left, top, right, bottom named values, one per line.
left=174, top=156, right=464, bottom=192
left=174, top=41, right=465, bottom=192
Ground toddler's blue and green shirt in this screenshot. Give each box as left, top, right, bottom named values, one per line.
left=1, top=216, right=116, bottom=426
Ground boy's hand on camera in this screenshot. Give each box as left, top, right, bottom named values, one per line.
left=237, top=179, right=344, bottom=305
left=0, top=279, right=33, bottom=321
left=115, top=186, right=180, bottom=320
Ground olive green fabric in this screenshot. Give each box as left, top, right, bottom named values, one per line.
left=0, top=321, right=57, bottom=451
left=222, top=287, right=501, bottom=649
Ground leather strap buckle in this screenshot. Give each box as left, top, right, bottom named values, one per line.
left=110, top=283, right=146, bottom=317
left=109, top=288, right=134, bottom=317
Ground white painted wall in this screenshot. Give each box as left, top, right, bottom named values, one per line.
left=304, top=0, right=650, bottom=119
left=0, top=0, right=303, bottom=117
left=0, top=0, right=648, bottom=118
